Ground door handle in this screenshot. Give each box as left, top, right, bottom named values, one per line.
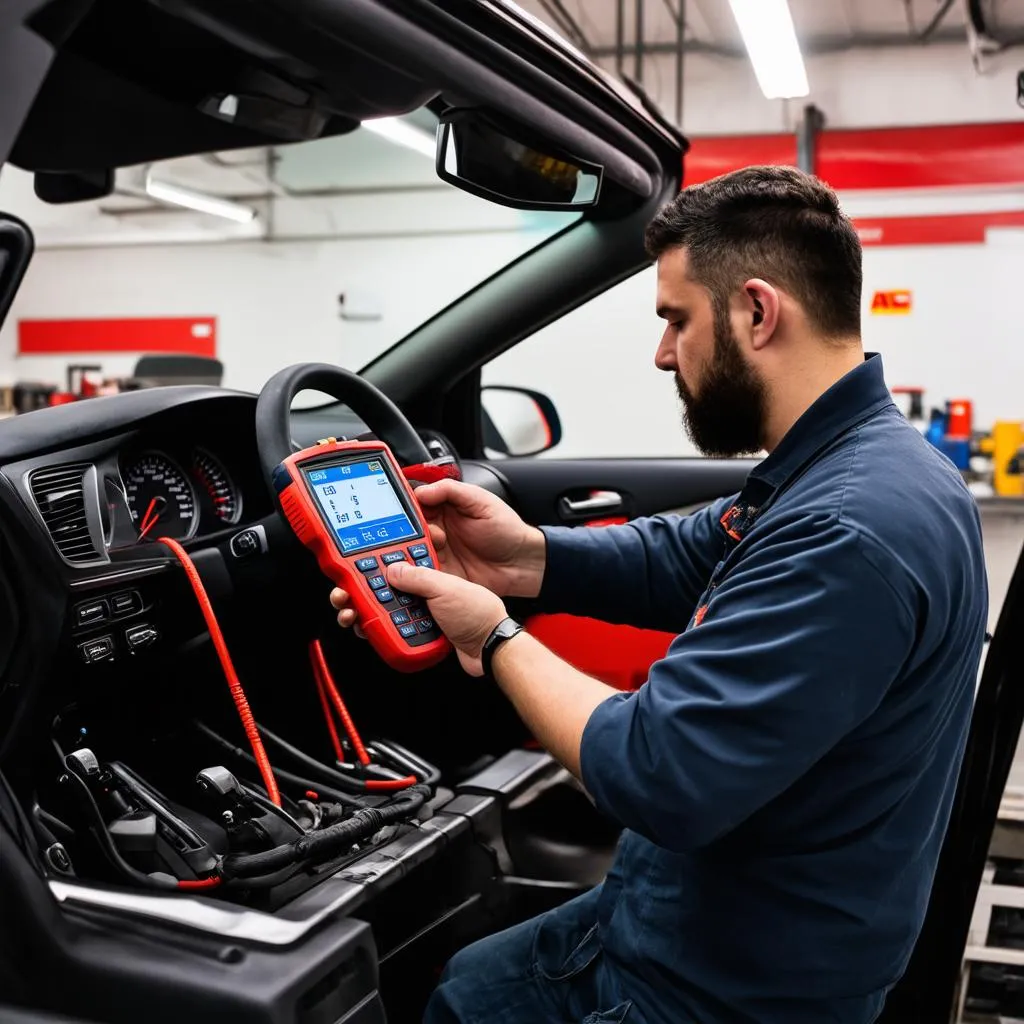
left=559, top=490, right=624, bottom=519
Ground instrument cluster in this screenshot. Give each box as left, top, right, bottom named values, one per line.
left=113, top=445, right=244, bottom=548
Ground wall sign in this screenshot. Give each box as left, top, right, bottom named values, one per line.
left=870, top=290, right=913, bottom=315
left=18, top=317, right=217, bottom=356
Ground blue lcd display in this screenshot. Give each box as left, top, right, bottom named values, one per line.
left=304, top=458, right=418, bottom=554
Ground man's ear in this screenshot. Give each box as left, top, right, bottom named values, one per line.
left=744, top=280, right=780, bottom=349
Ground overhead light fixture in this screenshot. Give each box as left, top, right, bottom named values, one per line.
left=727, top=0, right=809, bottom=100
left=143, top=169, right=256, bottom=223
left=361, top=117, right=437, bottom=159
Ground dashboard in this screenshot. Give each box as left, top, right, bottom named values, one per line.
left=0, top=392, right=273, bottom=575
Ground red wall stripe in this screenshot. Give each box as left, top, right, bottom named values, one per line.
left=853, top=210, right=1024, bottom=247
left=684, top=121, right=1024, bottom=191
left=18, top=317, right=216, bottom=356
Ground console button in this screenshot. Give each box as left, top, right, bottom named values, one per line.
left=230, top=529, right=260, bottom=558
left=406, top=605, right=426, bottom=619
left=75, top=599, right=109, bottom=627
left=110, top=591, right=140, bottom=616
left=390, top=611, right=411, bottom=626
left=417, top=618, right=436, bottom=633
left=408, top=544, right=429, bottom=560
left=414, top=557, right=435, bottom=569
left=397, top=594, right=415, bottom=606
left=366, top=575, right=387, bottom=590
left=376, top=589, right=395, bottom=604
left=125, top=625, right=159, bottom=652
left=398, top=624, right=418, bottom=640
left=79, top=635, right=114, bottom=664
left=381, top=551, right=407, bottom=565
left=355, top=557, right=379, bottom=572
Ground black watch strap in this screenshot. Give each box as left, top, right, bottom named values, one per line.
left=481, top=616, right=524, bottom=678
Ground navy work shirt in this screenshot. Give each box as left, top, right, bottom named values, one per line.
left=536, top=355, right=988, bottom=1023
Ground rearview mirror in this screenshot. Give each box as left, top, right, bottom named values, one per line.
left=481, top=385, right=562, bottom=458
left=437, top=109, right=602, bottom=211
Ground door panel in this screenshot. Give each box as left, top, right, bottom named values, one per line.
left=472, top=457, right=755, bottom=690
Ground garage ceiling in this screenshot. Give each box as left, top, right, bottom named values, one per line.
left=513, top=0, right=1024, bottom=58
left=2, top=0, right=1021, bottom=246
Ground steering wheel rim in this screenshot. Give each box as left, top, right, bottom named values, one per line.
left=255, top=363, right=432, bottom=490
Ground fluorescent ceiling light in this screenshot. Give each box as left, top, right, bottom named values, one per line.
left=144, top=170, right=256, bottom=223
left=361, top=117, right=436, bottom=159
left=728, top=0, right=809, bottom=100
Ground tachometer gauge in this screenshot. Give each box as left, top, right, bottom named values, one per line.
left=123, top=452, right=199, bottom=542
left=191, top=447, right=242, bottom=527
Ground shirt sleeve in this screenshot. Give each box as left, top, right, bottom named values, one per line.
left=578, top=515, right=917, bottom=853
left=534, top=496, right=734, bottom=633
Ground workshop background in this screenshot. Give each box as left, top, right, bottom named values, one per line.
left=1, top=2, right=1024, bottom=1017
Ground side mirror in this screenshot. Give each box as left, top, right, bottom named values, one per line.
left=436, top=109, right=602, bottom=211
left=481, top=385, right=562, bottom=458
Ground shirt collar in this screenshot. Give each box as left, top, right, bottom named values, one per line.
left=749, top=352, right=894, bottom=495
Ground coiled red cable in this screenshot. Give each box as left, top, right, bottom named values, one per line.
left=309, top=640, right=416, bottom=792
left=158, top=536, right=281, bottom=807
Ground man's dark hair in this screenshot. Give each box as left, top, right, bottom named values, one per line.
left=645, top=165, right=862, bottom=341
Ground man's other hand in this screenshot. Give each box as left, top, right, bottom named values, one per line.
left=413, top=480, right=547, bottom=599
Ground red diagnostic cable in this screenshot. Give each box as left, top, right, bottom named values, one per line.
left=177, top=876, right=222, bottom=891
left=157, top=536, right=281, bottom=807
left=309, top=639, right=417, bottom=792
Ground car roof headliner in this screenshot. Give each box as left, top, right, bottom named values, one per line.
left=11, top=0, right=438, bottom=172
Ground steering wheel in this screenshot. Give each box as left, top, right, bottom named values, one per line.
left=255, top=363, right=432, bottom=487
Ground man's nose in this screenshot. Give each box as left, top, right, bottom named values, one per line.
left=654, top=331, right=677, bottom=372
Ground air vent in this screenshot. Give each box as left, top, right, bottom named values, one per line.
left=29, top=464, right=101, bottom=565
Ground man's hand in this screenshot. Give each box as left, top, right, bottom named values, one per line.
left=413, top=480, right=547, bottom=599
left=331, top=561, right=508, bottom=676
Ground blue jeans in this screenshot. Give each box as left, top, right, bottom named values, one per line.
left=423, top=888, right=634, bottom=1024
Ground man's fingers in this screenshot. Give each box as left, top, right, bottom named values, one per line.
left=428, top=522, right=447, bottom=550
left=387, top=561, right=447, bottom=598
left=336, top=608, right=358, bottom=629
left=413, top=479, right=486, bottom=513
left=330, top=587, right=351, bottom=610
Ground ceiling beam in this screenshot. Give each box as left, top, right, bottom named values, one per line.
left=589, top=25, right=991, bottom=60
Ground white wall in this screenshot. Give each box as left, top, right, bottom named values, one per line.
left=484, top=235, right=1024, bottom=459
left=0, top=224, right=561, bottom=395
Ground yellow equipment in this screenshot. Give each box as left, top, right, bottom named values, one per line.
left=979, top=421, right=1024, bottom=497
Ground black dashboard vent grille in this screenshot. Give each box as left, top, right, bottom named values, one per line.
left=28, top=464, right=100, bottom=564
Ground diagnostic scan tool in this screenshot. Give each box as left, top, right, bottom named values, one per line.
left=274, top=440, right=451, bottom=671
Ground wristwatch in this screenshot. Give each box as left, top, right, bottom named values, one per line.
left=481, top=616, right=524, bottom=678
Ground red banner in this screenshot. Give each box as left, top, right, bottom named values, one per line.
left=684, top=121, right=1024, bottom=191
left=18, top=317, right=216, bottom=356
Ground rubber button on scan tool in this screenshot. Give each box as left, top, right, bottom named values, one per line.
left=398, top=624, right=418, bottom=640
left=376, top=589, right=395, bottom=603
left=408, top=544, right=429, bottom=559
left=397, top=594, right=416, bottom=606
left=367, top=575, right=388, bottom=590
left=414, top=557, right=435, bottom=569
left=381, top=551, right=406, bottom=565
left=390, top=611, right=411, bottom=626
left=417, top=618, right=435, bottom=633
left=355, top=557, right=379, bottom=572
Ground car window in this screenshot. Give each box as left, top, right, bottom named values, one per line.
left=481, top=267, right=710, bottom=459
left=0, top=107, right=579, bottom=403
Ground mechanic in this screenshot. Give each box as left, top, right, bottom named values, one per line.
left=332, top=166, right=989, bottom=1024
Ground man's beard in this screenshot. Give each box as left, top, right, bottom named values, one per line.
left=675, top=307, right=768, bottom=457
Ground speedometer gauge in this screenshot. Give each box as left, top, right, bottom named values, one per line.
left=192, top=447, right=242, bottom=526
left=123, top=452, right=199, bottom=542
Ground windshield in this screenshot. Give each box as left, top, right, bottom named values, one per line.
left=0, top=107, right=579, bottom=400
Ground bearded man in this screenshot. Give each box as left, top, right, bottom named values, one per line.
left=333, top=165, right=989, bottom=1024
